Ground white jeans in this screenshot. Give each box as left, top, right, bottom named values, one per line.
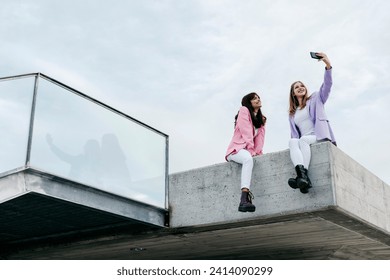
left=289, top=135, right=317, bottom=169
left=227, top=149, right=253, bottom=190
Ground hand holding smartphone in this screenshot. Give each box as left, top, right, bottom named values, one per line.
left=310, top=52, right=323, bottom=59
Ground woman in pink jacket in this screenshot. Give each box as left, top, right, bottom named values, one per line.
left=225, top=92, right=266, bottom=212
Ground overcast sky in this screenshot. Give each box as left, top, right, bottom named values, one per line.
left=1, top=0, right=389, bottom=185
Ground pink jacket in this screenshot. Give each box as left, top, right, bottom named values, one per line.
left=225, top=106, right=266, bottom=160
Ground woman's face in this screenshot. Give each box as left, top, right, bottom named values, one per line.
left=293, top=82, right=307, bottom=98
left=250, top=94, right=262, bottom=110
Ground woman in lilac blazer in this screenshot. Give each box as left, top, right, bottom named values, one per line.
left=288, top=52, right=336, bottom=193
left=225, top=92, right=266, bottom=212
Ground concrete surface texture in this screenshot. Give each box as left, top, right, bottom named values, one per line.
left=169, top=142, right=389, bottom=234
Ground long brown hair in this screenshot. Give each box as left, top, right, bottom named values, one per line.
left=235, top=92, right=266, bottom=128
left=289, top=81, right=310, bottom=116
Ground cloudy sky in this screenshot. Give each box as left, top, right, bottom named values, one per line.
left=1, top=0, right=389, bottom=185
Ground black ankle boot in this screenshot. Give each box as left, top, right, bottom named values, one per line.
left=288, top=165, right=312, bottom=193
left=299, top=167, right=312, bottom=193
left=238, top=191, right=256, bottom=212
left=296, top=165, right=309, bottom=188
left=287, top=165, right=310, bottom=193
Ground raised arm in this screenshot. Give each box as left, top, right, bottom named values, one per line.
left=316, top=52, right=333, bottom=103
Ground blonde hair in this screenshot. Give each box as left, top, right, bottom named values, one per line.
left=289, top=81, right=310, bottom=116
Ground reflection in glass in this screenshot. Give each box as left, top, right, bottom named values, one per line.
left=46, top=134, right=103, bottom=186
left=30, top=77, right=166, bottom=208
left=0, top=77, right=34, bottom=173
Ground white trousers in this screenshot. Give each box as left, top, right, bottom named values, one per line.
left=227, top=149, right=253, bottom=190
left=289, top=135, right=317, bottom=169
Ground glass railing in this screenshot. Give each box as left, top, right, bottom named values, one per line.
left=0, top=73, right=168, bottom=209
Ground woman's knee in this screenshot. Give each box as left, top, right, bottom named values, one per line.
left=299, top=135, right=317, bottom=145
left=298, top=138, right=309, bottom=148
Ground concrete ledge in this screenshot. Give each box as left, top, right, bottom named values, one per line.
left=0, top=168, right=167, bottom=235
left=169, top=142, right=389, bottom=235
left=330, top=145, right=390, bottom=232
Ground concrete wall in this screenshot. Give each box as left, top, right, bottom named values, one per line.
left=330, top=145, right=390, bottom=232
left=169, top=142, right=336, bottom=227
left=0, top=169, right=167, bottom=227
left=169, top=142, right=389, bottom=231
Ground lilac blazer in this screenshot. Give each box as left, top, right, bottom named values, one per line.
left=289, top=68, right=336, bottom=145
left=225, top=106, right=266, bottom=160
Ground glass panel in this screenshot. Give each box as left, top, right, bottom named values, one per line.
left=30, top=77, right=167, bottom=208
left=0, top=77, right=34, bottom=174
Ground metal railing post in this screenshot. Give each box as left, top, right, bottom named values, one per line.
left=25, top=73, right=40, bottom=166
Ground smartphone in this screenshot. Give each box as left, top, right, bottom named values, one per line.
left=310, top=52, right=323, bottom=59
